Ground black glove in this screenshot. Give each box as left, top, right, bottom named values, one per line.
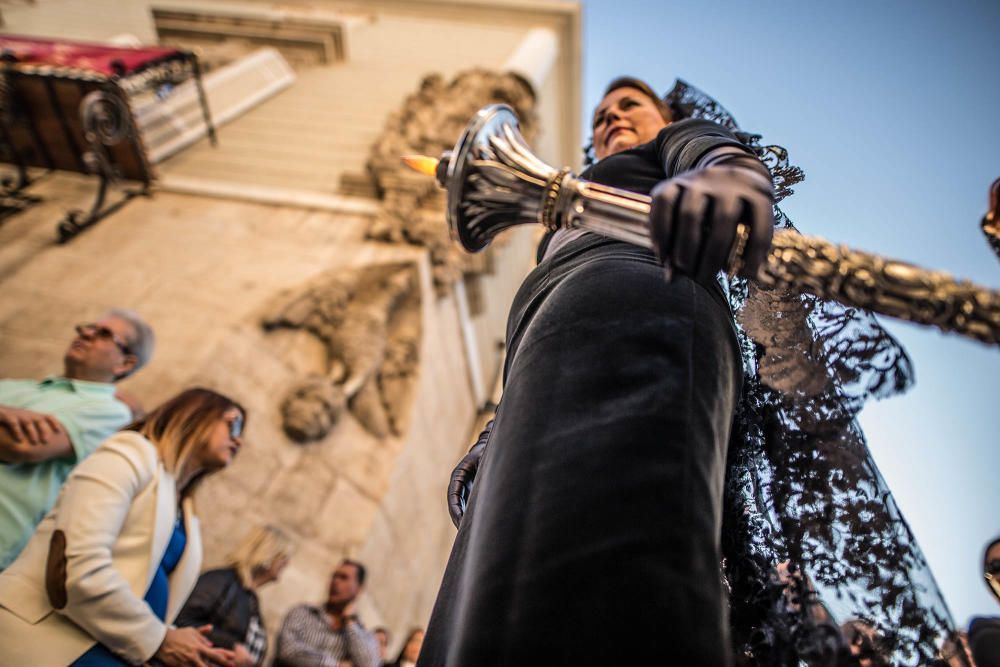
left=447, top=419, right=493, bottom=529
left=649, top=164, right=775, bottom=283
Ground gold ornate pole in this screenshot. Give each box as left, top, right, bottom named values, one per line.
left=404, top=105, right=1000, bottom=347
left=762, top=231, right=1000, bottom=346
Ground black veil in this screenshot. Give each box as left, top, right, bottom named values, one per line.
left=663, top=79, right=964, bottom=666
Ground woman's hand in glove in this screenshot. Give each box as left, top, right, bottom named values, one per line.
left=447, top=419, right=493, bottom=529
left=649, top=164, right=775, bottom=283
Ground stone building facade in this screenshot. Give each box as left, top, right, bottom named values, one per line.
left=0, top=0, right=581, bottom=658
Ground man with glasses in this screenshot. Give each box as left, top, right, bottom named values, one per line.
left=0, top=308, right=155, bottom=569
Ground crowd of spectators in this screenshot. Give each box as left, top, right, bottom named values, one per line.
left=0, top=311, right=991, bottom=665
left=0, top=311, right=423, bottom=666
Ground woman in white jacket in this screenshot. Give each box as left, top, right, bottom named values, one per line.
left=0, top=387, right=246, bottom=667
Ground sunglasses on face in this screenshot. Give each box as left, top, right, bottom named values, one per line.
left=75, top=323, right=131, bottom=355
left=228, top=413, right=244, bottom=439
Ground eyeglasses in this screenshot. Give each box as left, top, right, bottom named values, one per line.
left=75, top=323, right=131, bottom=355
left=228, top=413, right=244, bottom=440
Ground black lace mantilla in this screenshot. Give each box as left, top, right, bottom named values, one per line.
left=663, top=79, right=962, bottom=666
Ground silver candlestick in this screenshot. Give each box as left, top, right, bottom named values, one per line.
left=411, top=104, right=1000, bottom=347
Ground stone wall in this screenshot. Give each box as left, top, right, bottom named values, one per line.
left=0, top=0, right=581, bottom=658
left=0, top=173, right=530, bottom=645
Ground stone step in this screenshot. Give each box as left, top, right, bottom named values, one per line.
left=151, top=43, right=448, bottom=196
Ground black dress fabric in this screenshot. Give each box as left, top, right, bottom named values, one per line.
left=174, top=567, right=263, bottom=654
left=583, top=118, right=751, bottom=196
left=418, top=119, right=752, bottom=666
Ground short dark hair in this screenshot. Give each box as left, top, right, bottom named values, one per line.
left=341, top=558, right=366, bottom=585
left=103, top=308, right=155, bottom=379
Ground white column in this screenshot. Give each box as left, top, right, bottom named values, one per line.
left=454, top=278, right=487, bottom=406
left=453, top=27, right=559, bottom=408
left=502, top=27, right=558, bottom=96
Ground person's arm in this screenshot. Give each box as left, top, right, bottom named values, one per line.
left=230, top=641, right=256, bottom=667
left=46, top=433, right=168, bottom=664
left=0, top=406, right=72, bottom=463
left=650, top=119, right=775, bottom=283
left=341, top=618, right=381, bottom=667
left=447, top=417, right=494, bottom=528
left=0, top=395, right=131, bottom=465
left=155, top=626, right=237, bottom=667
left=656, top=118, right=771, bottom=181
left=173, top=570, right=241, bottom=648
left=276, top=606, right=339, bottom=667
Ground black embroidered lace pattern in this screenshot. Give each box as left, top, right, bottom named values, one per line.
left=664, top=80, right=962, bottom=666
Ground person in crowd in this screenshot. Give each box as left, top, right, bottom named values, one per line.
left=372, top=627, right=390, bottom=665
left=985, top=537, right=1000, bottom=604
left=275, top=559, right=381, bottom=667
left=968, top=619, right=1000, bottom=667
left=0, top=309, right=154, bottom=569
left=964, top=537, right=1000, bottom=666
left=0, top=387, right=245, bottom=666
left=176, top=524, right=294, bottom=667
left=385, top=628, right=423, bottom=667
left=420, top=76, right=775, bottom=665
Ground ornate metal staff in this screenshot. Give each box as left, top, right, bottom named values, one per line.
left=404, top=104, right=1000, bottom=347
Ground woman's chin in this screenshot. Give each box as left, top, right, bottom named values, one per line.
left=603, top=139, right=638, bottom=158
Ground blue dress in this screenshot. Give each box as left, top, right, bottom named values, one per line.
left=71, top=514, right=187, bottom=666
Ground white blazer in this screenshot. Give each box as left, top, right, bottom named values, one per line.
left=0, top=431, right=202, bottom=667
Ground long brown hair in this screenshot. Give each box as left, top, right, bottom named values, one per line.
left=126, top=387, right=246, bottom=497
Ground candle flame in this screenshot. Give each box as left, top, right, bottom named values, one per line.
left=402, top=155, right=440, bottom=177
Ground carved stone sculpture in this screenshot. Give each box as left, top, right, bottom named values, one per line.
left=262, top=262, right=421, bottom=441
left=365, top=69, right=537, bottom=290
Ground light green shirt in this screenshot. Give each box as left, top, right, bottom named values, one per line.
left=0, top=377, right=132, bottom=569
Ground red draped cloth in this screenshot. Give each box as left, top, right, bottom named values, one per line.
left=0, top=35, right=182, bottom=76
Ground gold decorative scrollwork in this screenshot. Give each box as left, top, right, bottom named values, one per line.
left=759, top=230, right=1000, bottom=346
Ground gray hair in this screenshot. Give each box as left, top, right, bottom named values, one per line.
left=104, top=308, right=155, bottom=377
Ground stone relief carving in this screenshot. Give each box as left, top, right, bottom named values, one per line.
left=262, top=262, right=421, bottom=441
left=365, top=68, right=538, bottom=290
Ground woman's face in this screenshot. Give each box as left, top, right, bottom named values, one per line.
left=201, top=407, right=244, bottom=470
left=592, top=86, right=670, bottom=160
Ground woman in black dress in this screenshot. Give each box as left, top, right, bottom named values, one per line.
left=418, top=77, right=776, bottom=666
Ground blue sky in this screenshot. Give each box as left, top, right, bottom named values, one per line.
left=581, top=0, right=1000, bottom=627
